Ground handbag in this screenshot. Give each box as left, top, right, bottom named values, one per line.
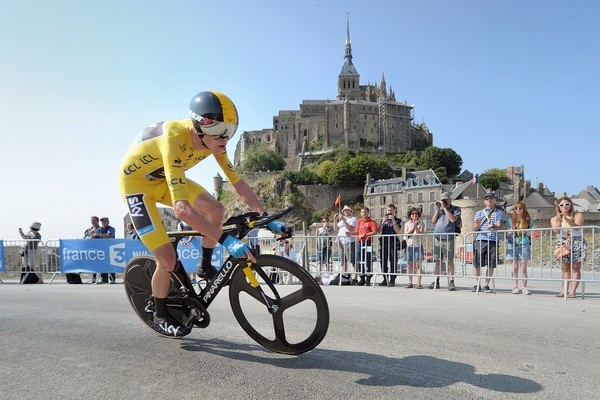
left=554, top=243, right=570, bottom=259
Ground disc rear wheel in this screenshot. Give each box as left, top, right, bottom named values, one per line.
left=123, top=256, right=203, bottom=337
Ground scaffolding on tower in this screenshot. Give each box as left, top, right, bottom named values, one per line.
left=378, top=93, right=387, bottom=151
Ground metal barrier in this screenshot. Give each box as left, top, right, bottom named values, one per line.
left=1, top=228, right=598, bottom=294
left=0, top=240, right=61, bottom=284
left=281, top=227, right=599, bottom=296
left=462, top=226, right=599, bottom=298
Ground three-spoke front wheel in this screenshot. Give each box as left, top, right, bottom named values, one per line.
left=228, top=255, right=329, bottom=355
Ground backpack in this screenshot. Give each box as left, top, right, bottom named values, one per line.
left=453, top=207, right=462, bottom=234
left=65, top=273, right=83, bottom=284
left=20, top=266, right=40, bottom=284
left=330, top=273, right=352, bottom=286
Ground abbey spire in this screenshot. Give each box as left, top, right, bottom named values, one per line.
left=337, top=13, right=360, bottom=100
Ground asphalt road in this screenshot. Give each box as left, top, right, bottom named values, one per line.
left=1, top=278, right=599, bottom=400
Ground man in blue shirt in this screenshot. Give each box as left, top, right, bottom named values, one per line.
left=472, top=193, right=505, bottom=293
left=430, top=192, right=461, bottom=291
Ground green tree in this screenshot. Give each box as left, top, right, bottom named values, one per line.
left=316, top=160, right=336, bottom=181
left=479, top=168, right=510, bottom=191
left=242, top=143, right=286, bottom=172
left=419, top=146, right=462, bottom=179
left=327, top=153, right=393, bottom=186
left=283, top=167, right=321, bottom=185
left=414, top=135, right=433, bottom=151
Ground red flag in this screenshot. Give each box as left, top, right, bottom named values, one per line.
left=334, top=194, right=341, bottom=208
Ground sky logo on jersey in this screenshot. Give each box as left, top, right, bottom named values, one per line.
left=126, top=194, right=154, bottom=235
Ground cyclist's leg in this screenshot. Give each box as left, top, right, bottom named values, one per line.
left=122, top=182, right=190, bottom=336
left=183, top=180, right=225, bottom=277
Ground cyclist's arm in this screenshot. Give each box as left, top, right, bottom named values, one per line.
left=232, top=179, right=267, bottom=215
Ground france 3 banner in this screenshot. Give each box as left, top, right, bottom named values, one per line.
left=59, top=238, right=223, bottom=274
left=0, top=240, right=4, bottom=272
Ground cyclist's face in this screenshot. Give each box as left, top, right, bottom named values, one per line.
left=202, top=134, right=229, bottom=153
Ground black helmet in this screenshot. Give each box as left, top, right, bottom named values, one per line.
left=189, top=91, right=238, bottom=139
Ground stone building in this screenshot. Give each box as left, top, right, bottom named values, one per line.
left=233, top=17, right=432, bottom=170
left=364, top=168, right=443, bottom=228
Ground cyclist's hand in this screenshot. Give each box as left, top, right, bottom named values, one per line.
left=266, top=220, right=286, bottom=234
left=221, top=235, right=256, bottom=262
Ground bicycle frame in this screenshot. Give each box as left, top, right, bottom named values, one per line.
left=168, top=209, right=292, bottom=310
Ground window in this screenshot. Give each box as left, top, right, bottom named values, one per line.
left=429, top=191, right=435, bottom=201
left=418, top=192, right=424, bottom=202
left=380, top=196, right=387, bottom=205
left=407, top=193, right=413, bottom=202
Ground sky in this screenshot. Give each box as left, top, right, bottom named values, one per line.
left=1, top=0, right=598, bottom=240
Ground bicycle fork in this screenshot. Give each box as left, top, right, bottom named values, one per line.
left=242, top=261, right=280, bottom=314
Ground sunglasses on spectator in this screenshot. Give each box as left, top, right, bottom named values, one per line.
left=559, top=203, right=571, bottom=207
left=515, top=207, right=523, bottom=210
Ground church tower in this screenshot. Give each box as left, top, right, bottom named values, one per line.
left=337, top=14, right=360, bottom=100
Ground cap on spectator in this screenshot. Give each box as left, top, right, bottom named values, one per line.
left=484, top=192, right=495, bottom=199
left=439, top=192, right=450, bottom=201
left=30, top=222, right=41, bottom=230
left=342, top=205, right=353, bottom=212
left=100, top=217, right=109, bottom=221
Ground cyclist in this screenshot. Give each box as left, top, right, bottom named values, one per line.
left=119, top=90, right=285, bottom=337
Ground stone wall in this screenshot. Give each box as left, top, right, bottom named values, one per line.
left=296, top=185, right=363, bottom=213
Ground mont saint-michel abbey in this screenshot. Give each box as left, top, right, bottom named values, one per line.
left=233, top=19, right=433, bottom=169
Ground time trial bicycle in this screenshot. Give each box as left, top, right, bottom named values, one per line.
left=123, top=208, right=329, bottom=355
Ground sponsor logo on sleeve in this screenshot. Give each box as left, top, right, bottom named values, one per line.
left=126, top=194, right=154, bottom=235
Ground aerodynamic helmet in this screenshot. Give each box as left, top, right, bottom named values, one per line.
left=189, top=91, right=238, bottom=139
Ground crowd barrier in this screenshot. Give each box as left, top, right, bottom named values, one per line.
left=1, top=227, right=598, bottom=296
left=277, top=226, right=599, bottom=297
left=0, top=238, right=223, bottom=284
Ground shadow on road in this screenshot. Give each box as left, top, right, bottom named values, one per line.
left=180, top=339, right=542, bottom=393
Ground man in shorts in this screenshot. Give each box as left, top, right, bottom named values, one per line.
left=430, top=192, right=461, bottom=290
left=472, top=192, right=505, bottom=293
left=119, top=91, right=285, bottom=337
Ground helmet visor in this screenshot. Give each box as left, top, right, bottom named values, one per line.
left=193, top=117, right=238, bottom=139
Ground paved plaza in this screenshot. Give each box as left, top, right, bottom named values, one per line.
left=1, top=278, right=599, bottom=399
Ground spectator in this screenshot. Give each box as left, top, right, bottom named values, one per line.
left=316, top=217, right=333, bottom=274
left=551, top=196, right=587, bottom=299
left=353, top=207, right=378, bottom=286
left=84, top=215, right=100, bottom=238
left=246, top=228, right=261, bottom=254
left=274, top=240, right=296, bottom=284
left=334, top=205, right=358, bottom=284
left=472, top=193, right=505, bottom=293
left=18, top=222, right=42, bottom=284
left=404, top=208, right=425, bottom=289
left=506, top=201, right=533, bottom=295
left=84, top=216, right=101, bottom=284
left=430, top=192, right=461, bottom=291
left=127, top=222, right=140, bottom=240
left=376, top=204, right=402, bottom=287
left=96, top=217, right=116, bottom=283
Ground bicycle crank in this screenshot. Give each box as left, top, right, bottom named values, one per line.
left=182, top=298, right=210, bottom=329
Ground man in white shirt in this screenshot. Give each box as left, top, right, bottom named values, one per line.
left=334, top=205, right=358, bottom=284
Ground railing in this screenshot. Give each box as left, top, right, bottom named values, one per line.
left=1, top=227, right=598, bottom=295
